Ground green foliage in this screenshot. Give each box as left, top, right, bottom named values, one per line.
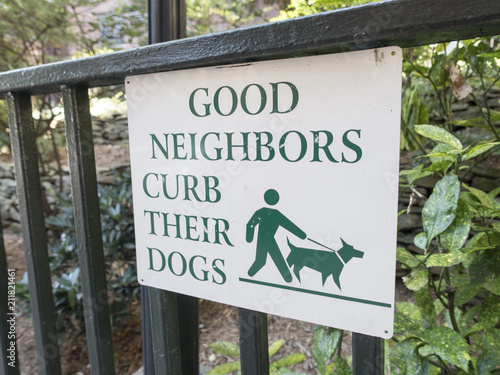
left=425, top=326, right=471, bottom=372
left=305, top=326, right=352, bottom=375
left=397, top=40, right=500, bottom=374
left=96, top=0, right=148, bottom=48
left=186, top=0, right=271, bottom=37
left=313, top=326, right=343, bottom=375
left=17, top=169, right=138, bottom=329
left=271, top=0, right=379, bottom=21
left=402, top=39, right=500, bottom=151
left=0, top=0, right=76, bottom=70
left=207, top=339, right=306, bottom=374
left=396, top=122, right=500, bottom=373
left=400, top=82, right=429, bottom=151
left=0, top=0, right=137, bottom=152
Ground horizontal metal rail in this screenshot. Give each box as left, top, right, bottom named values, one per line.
left=1, top=0, right=500, bottom=97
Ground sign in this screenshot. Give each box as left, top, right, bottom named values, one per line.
left=126, top=47, right=402, bottom=339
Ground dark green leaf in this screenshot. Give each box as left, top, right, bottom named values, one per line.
left=400, top=165, right=433, bottom=185
left=333, top=356, right=352, bottom=375
left=462, top=142, right=500, bottom=161
left=440, top=198, right=471, bottom=252
left=480, top=293, right=500, bottom=329
left=426, top=252, right=467, bottom=268
left=477, top=329, right=500, bottom=375
left=422, top=175, right=460, bottom=247
left=390, top=337, right=429, bottom=375
left=414, top=288, right=436, bottom=330
left=425, top=326, right=470, bottom=372
left=463, top=232, right=493, bottom=254
left=489, top=187, right=500, bottom=200
left=414, top=232, right=428, bottom=251
left=425, top=160, right=453, bottom=174
left=415, top=125, right=462, bottom=150
left=455, top=284, right=483, bottom=306
left=458, top=305, right=481, bottom=336
left=403, top=268, right=429, bottom=291
left=394, top=311, right=423, bottom=336
left=427, top=143, right=458, bottom=165
left=484, top=278, right=500, bottom=295
left=397, top=247, right=420, bottom=268
left=68, top=288, right=76, bottom=310
left=396, top=302, right=421, bottom=320
left=313, top=327, right=342, bottom=375
left=463, top=184, right=500, bottom=213
left=469, top=249, right=500, bottom=284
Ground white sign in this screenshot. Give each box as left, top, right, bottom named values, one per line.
left=126, top=47, right=402, bottom=339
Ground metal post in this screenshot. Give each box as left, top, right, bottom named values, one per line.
left=141, top=288, right=155, bottom=374
left=62, top=84, right=115, bottom=374
left=144, top=2, right=191, bottom=375
left=238, top=308, right=269, bottom=375
left=177, top=294, right=199, bottom=375
left=149, top=0, right=186, bottom=43
left=0, top=211, right=19, bottom=375
left=148, top=288, right=182, bottom=375
left=352, top=333, right=384, bottom=375
left=7, top=92, right=61, bottom=375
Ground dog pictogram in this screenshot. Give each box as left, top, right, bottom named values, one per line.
left=246, top=189, right=364, bottom=290
left=286, top=238, right=364, bottom=290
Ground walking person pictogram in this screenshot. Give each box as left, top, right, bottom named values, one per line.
left=246, top=189, right=307, bottom=282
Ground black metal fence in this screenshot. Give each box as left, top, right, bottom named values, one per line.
left=1, top=0, right=500, bottom=374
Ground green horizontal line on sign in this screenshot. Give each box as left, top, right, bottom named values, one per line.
left=239, top=277, right=392, bottom=308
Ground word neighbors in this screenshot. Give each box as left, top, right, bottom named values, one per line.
left=148, top=130, right=363, bottom=163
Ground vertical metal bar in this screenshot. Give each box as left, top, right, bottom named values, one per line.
left=238, top=308, right=269, bottom=375
left=352, top=333, right=384, bottom=375
left=141, top=288, right=155, bottom=374
left=148, top=287, right=182, bottom=375
left=61, top=85, right=115, bottom=375
left=0, top=211, right=20, bottom=375
left=170, top=0, right=186, bottom=39
left=7, top=92, right=61, bottom=375
left=148, top=0, right=186, bottom=44
left=177, top=294, right=199, bottom=375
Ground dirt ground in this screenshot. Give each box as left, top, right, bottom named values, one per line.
left=3, top=144, right=414, bottom=374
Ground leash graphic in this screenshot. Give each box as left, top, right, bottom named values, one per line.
left=307, top=238, right=336, bottom=252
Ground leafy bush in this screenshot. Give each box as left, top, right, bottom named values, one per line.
left=311, top=326, right=351, bottom=375
left=208, top=339, right=306, bottom=374
left=395, top=125, right=500, bottom=374
left=390, top=37, right=500, bottom=373
left=18, top=169, right=139, bottom=329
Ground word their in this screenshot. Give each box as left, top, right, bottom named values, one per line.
left=143, top=210, right=234, bottom=246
